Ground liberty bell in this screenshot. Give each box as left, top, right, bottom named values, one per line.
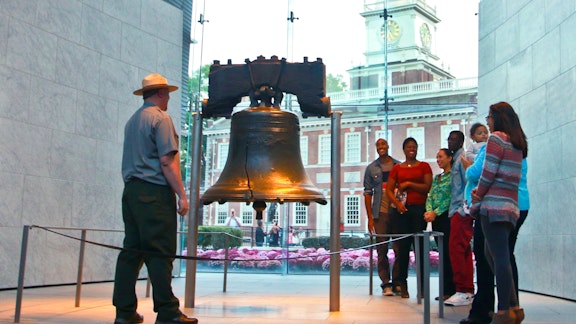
left=201, top=56, right=331, bottom=219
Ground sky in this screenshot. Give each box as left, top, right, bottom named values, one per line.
left=189, top=0, right=479, bottom=80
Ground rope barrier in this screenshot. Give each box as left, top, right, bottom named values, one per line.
left=32, top=225, right=416, bottom=263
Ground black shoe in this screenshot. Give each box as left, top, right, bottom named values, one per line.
left=401, top=288, right=410, bottom=298
left=435, top=295, right=451, bottom=301
left=155, top=313, right=198, bottom=324
left=459, top=317, right=491, bottom=324
left=114, top=312, right=143, bottom=324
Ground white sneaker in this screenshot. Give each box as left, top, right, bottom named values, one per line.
left=382, top=286, right=394, bottom=296
left=444, top=292, right=474, bottom=306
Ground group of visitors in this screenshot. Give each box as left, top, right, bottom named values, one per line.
left=364, top=102, right=528, bottom=324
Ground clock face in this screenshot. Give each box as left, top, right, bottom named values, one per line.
left=420, top=23, right=431, bottom=49
left=380, top=20, right=401, bottom=43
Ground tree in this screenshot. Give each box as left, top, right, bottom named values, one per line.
left=326, top=73, right=348, bottom=93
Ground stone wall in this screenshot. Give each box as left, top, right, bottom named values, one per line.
left=478, top=0, right=576, bottom=299
left=0, top=0, right=184, bottom=289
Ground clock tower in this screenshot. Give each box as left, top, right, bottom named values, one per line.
left=350, top=0, right=453, bottom=90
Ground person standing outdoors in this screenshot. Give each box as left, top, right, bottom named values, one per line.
left=470, top=102, right=527, bottom=324
left=444, top=130, right=475, bottom=307
left=423, top=148, right=456, bottom=301
left=113, top=73, right=197, bottom=324
left=386, top=137, right=432, bottom=298
left=363, top=138, right=400, bottom=295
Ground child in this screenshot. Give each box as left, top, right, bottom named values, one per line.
left=465, top=123, right=489, bottom=160
left=462, top=122, right=488, bottom=214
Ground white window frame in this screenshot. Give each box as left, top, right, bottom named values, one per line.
left=375, top=129, right=392, bottom=145
left=344, top=195, right=361, bottom=226
left=293, top=202, right=308, bottom=226
left=441, top=124, right=461, bottom=149
left=300, top=135, right=309, bottom=166
left=217, top=142, right=229, bottom=170
left=241, top=204, right=253, bottom=226
left=406, top=127, right=425, bottom=160
left=216, top=203, right=229, bottom=225
left=345, top=132, right=361, bottom=163
left=318, top=134, right=331, bottom=164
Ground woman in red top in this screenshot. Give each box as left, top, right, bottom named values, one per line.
left=386, top=137, right=433, bottom=298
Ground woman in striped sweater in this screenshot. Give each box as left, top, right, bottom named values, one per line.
left=471, top=102, right=528, bottom=324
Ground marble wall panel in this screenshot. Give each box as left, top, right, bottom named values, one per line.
left=560, top=120, right=576, bottom=179
left=516, top=85, right=547, bottom=138
left=103, top=0, right=141, bottom=28
left=0, top=0, right=38, bottom=25
left=0, top=0, right=184, bottom=289
left=0, top=13, right=8, bottom=65
left=477, top=32, right=495, bottom=77
left=0, top=64, right=31, bottom=122
left=27, top=229, right=80, bottom=285
left=562, top=234, right=576, bottom=297
left=545, top=0, right=576, bottom=32
left=0, top=119, right=52, bottom=177
left=532, top=28, right=561, bottom=90
left=494, top=17, right=519, bottom=68
left=96, top=140, right=123, bottom=175
left=37, top=0, right=83, bottom=43
left=478, top=0, right=506, bottom=39
left=0, top=171, right=25, bottom=227
left=0, top=228, right=22, bottom=288
left=518, top=1, right=546, bottom=53
left=121, top=23, right=159, bottom=70
left=81, top=0, right=103, bottom=11
left=560, top=14, right=576, bottom=74
left=545, top=69, right=576, bottom=131
left=477, top=63, right=508, bottom=110
left=56, top=39, right=102, bottom=94
left=71, top=181, right=118, bottom=229
left=99, top=56, right=139, bottom=103
left=141, top=0, right=182, bottom=45
left=81, top=4, right=122, bottom=58
left=507, top=48, right=533, bottom=100
left=76, top=91, right=119, bottom=141
left=7, top=19, right=58, bottom=81
left=22, top=176, right=75, bottom=228
left=157, top=38, right=182, bottom=81
left=29, top=77, right=77, bottom=133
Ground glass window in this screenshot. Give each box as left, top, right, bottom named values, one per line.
left=217, top=203, right=229, bottom=225
left=217, top=142, right=229, bottom=170
left=345, top=195, right=360, bottom=225
left=300, top=135, right=308, bottom=165
left=241, top=204, right=253, bottom=226
left=294, top=202, right=308, bottom=226
left=345, top=132, right=361, bottom=163
left=441, top=124, right=460, bottom=148
left=406, top=127, right=425, bottom=160
left=318, top=134, right=331, bottom=164
left=375, top=129, right=392, bottom=144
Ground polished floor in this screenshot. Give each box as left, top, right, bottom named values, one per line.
left=1, top=272, right=575, bottom=324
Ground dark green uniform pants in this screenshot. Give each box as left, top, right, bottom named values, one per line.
left=113, top=179, right=180, bottom=321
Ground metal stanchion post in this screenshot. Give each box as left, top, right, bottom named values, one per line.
left=223, top=234, right=229, bottom=292
left=184, top=112, right=202, bottom=307
left=369, top=234, right=374, bottom=295
left=75, top=229, right=87, bottom=307
left=14, top=225, right=30, bottom=323
left=329, top=111, right=342, bottom=312
left=423, top=231, right=431, bottom=324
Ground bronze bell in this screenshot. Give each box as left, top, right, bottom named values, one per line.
left=201, top=105, right=327, bottom=219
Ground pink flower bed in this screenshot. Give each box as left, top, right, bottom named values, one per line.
left=192, top=247, right=440, bottom=271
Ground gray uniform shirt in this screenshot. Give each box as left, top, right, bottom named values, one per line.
left=122, top=101, right=179, bottom=185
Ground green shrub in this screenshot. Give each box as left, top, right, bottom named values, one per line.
left=198, top=226, right=243, bottom=249
left=302, top=236, right=370, bottom=250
